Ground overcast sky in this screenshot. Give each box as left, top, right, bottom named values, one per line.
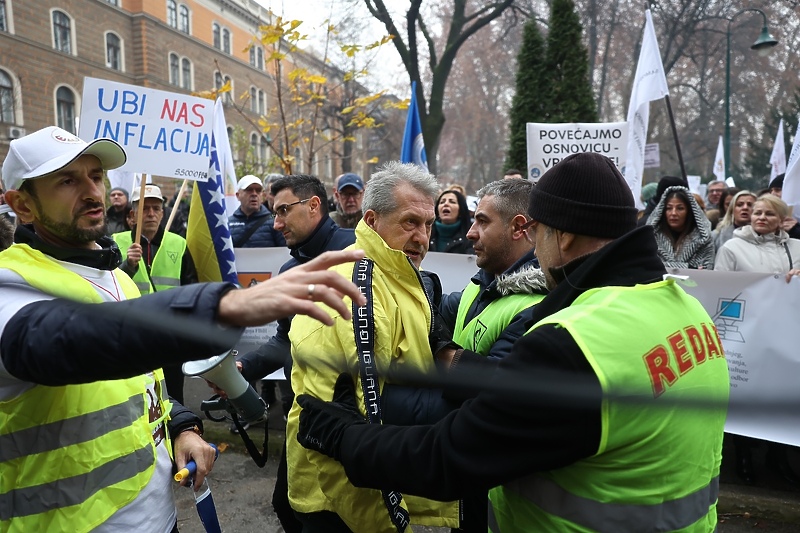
left=254, top=0, right=409, bottom=94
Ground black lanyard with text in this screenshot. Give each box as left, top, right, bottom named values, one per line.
left=352, top=258, right=410, bottom=533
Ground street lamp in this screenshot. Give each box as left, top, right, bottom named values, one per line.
left=724, top=8, right=778, bottom=180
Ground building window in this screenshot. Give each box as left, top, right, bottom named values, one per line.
left=106, top=33, right=122, bottom=71
left=0, top=70, right=14, bottom=123
left=0, top=0, right=8, bottom=32
left=250, top=87, right=257, bottom=113
left=167, top=0, right=177, bottom=28
left=56, top=86, right=76, bottom=134
left=250, top=46, right=264, bottom=70
left=214, top=71, right=223, bottom=91
left=105, top=0, right=119, bottom=5
left=251, top=133, right=259, bottom=162
left=222, top=29, right=231, bottom=54
left=52, top=10, right=72, bottom=54
left=224, top=75, right=232, bottom=103
left=260, top=135, right=268, bottom=164
left=169, top=53, right=180, bottom=86
left=258, top=90, right=265, bottom=115
left=212, top=23, right=220, bottom=50
left=181, top=58, right=192, bottom=90
left=179, top=5, right=189, bottom=34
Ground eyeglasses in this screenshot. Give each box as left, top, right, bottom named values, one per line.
left=274, top=198, right=311, bottom=218
left=521, top=219, right=537, bottom=244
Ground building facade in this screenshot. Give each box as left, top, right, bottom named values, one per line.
left=0, top=0, right=386, bottom=194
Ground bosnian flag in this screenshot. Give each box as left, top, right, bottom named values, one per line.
left=400, top=81, right=428, bottom=171
left=186, top=99, right=237, bottom=283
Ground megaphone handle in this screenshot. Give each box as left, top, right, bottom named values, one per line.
left=232, top=415, right=269, bottom=469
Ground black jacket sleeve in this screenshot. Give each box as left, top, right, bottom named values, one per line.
left=238, top=315, right=292, bottom=382
left=181, top=249, right=199, bottom=286
left=167, top=395, right=204, bottom=439
left=1, top=282, right=241, bottom=386
left=438, top=290, right=462, bottom=332
left=337, top=324, right=602, bottom=501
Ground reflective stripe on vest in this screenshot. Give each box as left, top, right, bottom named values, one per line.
left=502, top=474, right=720, bottom=532
left=0, top=244, right=172, bottom=531
left=113, top=231, right=185, bottom=293
left=0, top=446, right=154, bottom=521
left=452, top=281, right=543, bottom=355
left=489, top=280, right=728, bottom=532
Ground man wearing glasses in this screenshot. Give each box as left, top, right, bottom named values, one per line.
left=237, top=174, right=355, bottom=532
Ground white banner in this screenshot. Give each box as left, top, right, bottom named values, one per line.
left=713, top=136, right=725, bottom=182
left=79, top=77, right=214, bottom=181
left=233, top=248, right=800, bottom=445
left=675, top=269, right=800, bottom=446
left=525, top=122, right=628, bottom=182
left=644, top=143, right=660, bottom=169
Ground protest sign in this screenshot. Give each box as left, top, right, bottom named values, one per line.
left=79, top=77, right=214, bottom=180
left=526, top=122, right=628, bottom=182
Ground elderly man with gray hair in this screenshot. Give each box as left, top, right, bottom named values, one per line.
left=286, top=161, right=465, bottom=532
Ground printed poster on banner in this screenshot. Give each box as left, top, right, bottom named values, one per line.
left=526, top=122, right=628, bottom=182
left=78, top=77, right=214, bottom=181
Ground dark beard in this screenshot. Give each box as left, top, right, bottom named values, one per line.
left=33, top=196, right=108, bottom=244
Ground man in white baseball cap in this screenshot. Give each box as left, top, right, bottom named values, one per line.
left=0, top=125, right=370, bottom=531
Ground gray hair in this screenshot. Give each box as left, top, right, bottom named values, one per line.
left=477, top=179, right=533, bottom=221
left=363, top=161, right=438, bottom=215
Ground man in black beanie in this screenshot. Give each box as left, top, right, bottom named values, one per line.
left=106, top=186, right=130, bottom=234
left=295, top=152, right=730, bottom=532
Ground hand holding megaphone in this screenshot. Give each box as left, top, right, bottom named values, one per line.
left=183, top=350, right=266, bottom=425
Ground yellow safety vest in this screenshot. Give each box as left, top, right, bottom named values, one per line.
left=113, top=231, right=186, bottom=294
left=489, top=280, right=729, bottom=532
left=0, top=244, right=173, bottom=532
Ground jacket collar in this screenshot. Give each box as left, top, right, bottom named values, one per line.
left=354, top=219, right=420, bottom=280
left=233, top=205, right=269, bottom=220
left=290, top=215, right=338, bottom=263
left=529, top=226, right=667, bottom=324
left=471, top=249, right=544, bottom=296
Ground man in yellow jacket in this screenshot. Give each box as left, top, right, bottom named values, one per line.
left=287, top=161, right=462, bottom=532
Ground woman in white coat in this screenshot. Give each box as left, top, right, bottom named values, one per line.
left=714, top=193, right=800, bottom=487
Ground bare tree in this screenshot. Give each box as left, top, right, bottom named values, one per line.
left=362, top=0, right=517, bottom=173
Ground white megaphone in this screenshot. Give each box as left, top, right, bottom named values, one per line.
left=183, top=350, right=266, bottom=424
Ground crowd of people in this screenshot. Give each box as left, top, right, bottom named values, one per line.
left=1, top=125, right=798, bottom=532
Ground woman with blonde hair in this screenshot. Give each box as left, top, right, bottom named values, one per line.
left=715, top=193, right=800, bottom=486
left=712, top=190, right=756, bottom=251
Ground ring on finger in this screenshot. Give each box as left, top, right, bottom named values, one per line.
left=307, top=284, right=315, bottom=299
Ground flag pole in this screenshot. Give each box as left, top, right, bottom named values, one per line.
left=134, top=176, right=148, bottom=245
left=664, top=96, right=687, bottom=181
left=165, top=179, right=189, bottom=233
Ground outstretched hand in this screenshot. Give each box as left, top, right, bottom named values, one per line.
left=218, top=249, right=367, bottom=327
left=297, top=372, right=366, bottom=461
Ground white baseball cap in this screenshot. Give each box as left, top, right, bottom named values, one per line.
left=237, top=175, right=263, bottom=191
left=131, top=184, right=164, bottom=203
left=1, top=126, right=126, bottom=191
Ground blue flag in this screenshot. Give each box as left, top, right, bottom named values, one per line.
left=400, top=81, right=428, bottom=170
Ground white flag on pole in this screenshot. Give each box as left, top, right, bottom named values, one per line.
left=623, top=9, right=670, bottom=210
left=212, top=98, right=239, bottom=218
left=713, top=136, right=725, bottom=182
left=782, top=117, right=800, bottom=214
left=769, top=118, right=787, bottom=182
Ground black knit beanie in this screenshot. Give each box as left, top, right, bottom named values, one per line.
left=769, top=173, right=785, bottom=190
left=528, top=152, right=638, bottom=239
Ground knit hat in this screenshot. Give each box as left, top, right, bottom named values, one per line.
left=640, top=182, right=658, bottom=203
left=769, top=173, right=785, bottom=191
left=110, top=186, right=129, bottom=199
left=528, top=152, right=637, bottom=239
left=656, top=175, right=688, bottom=203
